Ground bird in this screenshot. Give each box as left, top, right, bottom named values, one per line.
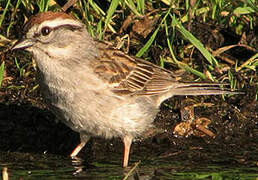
left=12, top=11, right=239, bottom=167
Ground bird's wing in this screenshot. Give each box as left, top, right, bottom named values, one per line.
left=92, top=41, right=182, bottom=96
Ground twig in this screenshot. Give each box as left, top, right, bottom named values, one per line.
left=123, top=161, right=141, bottom=180
left=61, top=0, right=78, bottom=12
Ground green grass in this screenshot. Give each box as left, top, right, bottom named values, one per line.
left=0, top=61, right=5, bottom=88
left=0, top=0, right=257, bottom=91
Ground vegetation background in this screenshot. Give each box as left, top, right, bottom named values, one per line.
left=0, top=0, right=257, bottom=101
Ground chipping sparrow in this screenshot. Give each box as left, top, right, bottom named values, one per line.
left=12, top=11, right=238, bottom=167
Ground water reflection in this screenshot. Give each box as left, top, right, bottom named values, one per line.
left=71, top=156, right=83, bottom=175
left=0, top=151, right=257, bottom=179
left=2, top=167, right=8, bottom=180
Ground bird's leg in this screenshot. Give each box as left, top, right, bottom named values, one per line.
left=70, top=133, right=90, bottom=157
left=122, top=135, right=133, bottom=167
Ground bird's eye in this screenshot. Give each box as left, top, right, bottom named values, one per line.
left=41, top=26, right=51, bottom=36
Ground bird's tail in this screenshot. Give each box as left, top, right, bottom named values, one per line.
left=169, top=82, right=243, bottom=96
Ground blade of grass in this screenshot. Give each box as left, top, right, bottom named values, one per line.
left=125, top=0, right=143, bottom=16
left=0, top=61, right=5, bottom=88
left=6, top=85, right=25, bottom=90
left=136, top=0, right=145, bottom=14
left=79, top=0, right=95, bottom=36
left=7, top=19, right=15, bottom=37
left=136, top=8, right=172, bottom=57
left=0, top=0, right=11, bottom=27
left=165, top=18, right=207, bottom=79
left=211, top=0, right=217, bottom=19
left=236, top=52, right=258, bottom=72
left=172, top=15, right=219, bottom=67
left=245, top=0, right=258, bottom=12
left=123, top=161, right=141, bottom=180
left=178, top=60, right=208, bottom=79
left=136, top=27, right=160, bottom=57
left=97, top=20, right=103, bottom=40
left=14, top=57, right=20, bottom=70
left=233, top=6, right=255, bottom=15
left=104, top=0, right=120, bottom=29
left=228, top=70, right=237, bottom=89
left=88, top=0, right=106, bottom=16
left=37, top=0, right=51, bottom=12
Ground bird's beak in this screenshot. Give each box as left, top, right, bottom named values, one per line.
left=12, top=38, right=35, bottom=50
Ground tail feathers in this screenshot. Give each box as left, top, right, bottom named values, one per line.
left=171, top=83, right=243, bottom=96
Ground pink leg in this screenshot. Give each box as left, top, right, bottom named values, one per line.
left=122, top=135, right=133, bottom=167
left=70, top=134, right=90, bottom=157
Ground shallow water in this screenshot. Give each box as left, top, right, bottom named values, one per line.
left=1, top=150, right=257, bottom=180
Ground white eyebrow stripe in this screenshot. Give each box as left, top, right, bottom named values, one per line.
left=39, top=18, right=83, bottom=29
left=26, top=18, right=84, bottom=38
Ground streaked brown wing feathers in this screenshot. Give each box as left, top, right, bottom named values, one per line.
left=93, top=41, right=175, bottom=96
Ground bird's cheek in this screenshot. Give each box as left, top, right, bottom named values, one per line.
left=47, top=47, right=70, bottom=58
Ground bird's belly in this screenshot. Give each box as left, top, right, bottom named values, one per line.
left=43, top=85, right=159, bottom=139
